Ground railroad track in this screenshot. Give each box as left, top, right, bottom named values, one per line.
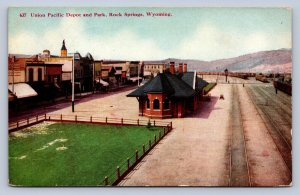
left=250, top=85, right=292, bottom=120
left=244, top=85, right=292, bottom=175
left=264, top=86, right=292, bottom=106
left=229, top=85, right=251, bottom=186
left=247, top=85, right=292, bottom=146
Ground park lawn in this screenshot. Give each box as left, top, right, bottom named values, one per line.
left=9, top=122, right=163, bottom=186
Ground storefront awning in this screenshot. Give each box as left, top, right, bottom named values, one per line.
left=129, top=77, right=141, bottom=82
left=98, top=79, right=109, bottom=86
left=8, top=83, right=38, bottom=99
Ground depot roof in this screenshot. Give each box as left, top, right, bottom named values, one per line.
left=127, top=72, right=197, bottom=98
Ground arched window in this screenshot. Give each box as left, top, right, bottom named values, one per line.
left=28, top=68, right=34, bottom=82
left=153, top=99, right=160, bottom=110
left=163, top=98, right=170, bottom=109
left=146, top=98, right=150, bottom=109
left=38, top=68, right=42, bottom=82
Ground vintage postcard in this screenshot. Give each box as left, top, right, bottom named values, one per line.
left=8, top=7, right=292, bottom=187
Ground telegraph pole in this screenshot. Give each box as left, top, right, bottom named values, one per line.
left=68, top=53, right=75, bottom=112
left=92, top=61, right=95, bottom=93
left=138, top=61, right=140, bottom=87
left=72, top=54, right=75, bottom=112
left=12, top=56, right=15, bottom=94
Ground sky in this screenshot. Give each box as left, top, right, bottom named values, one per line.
left=8, top=7, right=292, bottom=61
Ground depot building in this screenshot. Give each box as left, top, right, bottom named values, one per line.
left=127, top=62, right=209, bottom=119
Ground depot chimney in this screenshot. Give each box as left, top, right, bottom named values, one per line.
left=183, top=63, right=187, bottom=73
left=170, top=62, right=175, bottom=74
left=178, top=63, right=183, bottom=73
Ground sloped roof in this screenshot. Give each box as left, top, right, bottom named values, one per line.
left=143, top=74, right=174, bottom=94
left=85, top=53, right=94, bottom=61
left=74, top=52, right=82, bottom=60
left=165, top=73, right=195, bottom=97
left=127, top=80, right=150, bottom=97
left=197, top=77, right=209, bottom=90
left=180, top=72, right=195, bottom=89
left=179, top=72, right=209, bottom=92
left=127, top=72, right=196, bottom=98
left=140, top=79, right=150, bottom=86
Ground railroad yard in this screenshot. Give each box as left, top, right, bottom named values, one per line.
left=9, top=75, right=292, bottom=186
left=120, top=76, right=292, bottom=186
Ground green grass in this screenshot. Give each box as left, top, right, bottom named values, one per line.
left=9, top=122, right=163, bottom=186
left=203, top=83, right=217, bottom=94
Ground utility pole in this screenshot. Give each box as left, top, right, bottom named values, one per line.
left=92, top=61, right=95, bottom=93
left=12, top=56, right=15, bottom=94
left=72, top=54, right=75, bottom=112
left=225, top=69, right=228, bottom=83
left=138, top=61, right=140, bottom=87
left=68, top=53, right=75, bottom=112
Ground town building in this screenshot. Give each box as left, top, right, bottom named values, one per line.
left=143, top=62, right=169, bottom=77
left=39, top=41, right=73, bottom=95
left=101, top=60, right=143, bottom=86
left=8, top=55, right=39, bottom=102
left=25, top=58, right=63, bottom=100
left=94, top=60, right=109, bottom=90
left=73, top=52, right=94, bottom=92
left=94, top=60, right=102, bottom=82
left=39, top=40, right=94, bottom=93
left=39, top=48, right=73, bottom=82
left=101, top=64, right=116, bottom=83
left=8, top=55, right=27, bottom=84
left=127, top=62, right=208, bottom=118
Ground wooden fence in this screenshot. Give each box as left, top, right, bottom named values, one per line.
left=104, top=122, right=172, bottom=186
left=9, top=114, right=172, bottom=132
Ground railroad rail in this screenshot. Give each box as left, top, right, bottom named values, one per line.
left=245, top=86, right=292, bottom=176
left=229, top=85, right=251, bottom=186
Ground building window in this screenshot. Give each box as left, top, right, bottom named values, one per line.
left=153, top=99, right=160, bottom=110
left=146, top=98, right=150, bottom=109
left=164, top=98, right=170, bottom=109
left=28, top=68, right=34, bottom=82
left=38, top=68, right=42, bottom=82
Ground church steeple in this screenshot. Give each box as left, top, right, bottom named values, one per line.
left=60, top=39, right=67, bottom=57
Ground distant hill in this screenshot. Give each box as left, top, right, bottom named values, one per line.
left=144, top=49, right=292, bottom=73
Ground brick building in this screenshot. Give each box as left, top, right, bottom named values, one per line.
left=40, top=40, right=94, bottom=93
left=127, top=62, right=208, bottom=118
left=25, top=59, right=63, bottom=100
left=8, top=55, right=39, bottom=102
